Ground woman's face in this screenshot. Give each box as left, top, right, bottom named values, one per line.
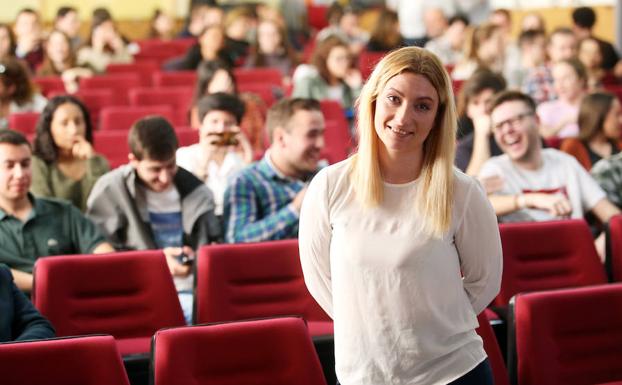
left=0, top=28, right=12, bottom=58
left=200, top=27, right=224, bottom=57
left=207, top=69, right=235, bottom=94
left=477, top=31, right=504, bottom=63
left=374, top=72, right=440, bottom=156
left=578, top=39, right=602, bottom=70
left=257, top=21, right=281, bottom=54
left=466, top=88, right=495, bottom=120
left=50, top=102, right=87, bottom=152
left=46, top=31, right=70, bottom=63
left=552, top=62, right=584, bottom=101
left=326, top=45, right=350, bottom=80
left=603, top=98, right=622, bottom=140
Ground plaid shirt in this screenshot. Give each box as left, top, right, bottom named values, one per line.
left=591, top=153, right=622, bottom=208
left=521, top=64, right=557, bottom=106
left=223, top=152, right=306, bottom=243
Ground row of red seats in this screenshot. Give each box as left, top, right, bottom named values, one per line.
left=9, top=99, right=353, bottom=167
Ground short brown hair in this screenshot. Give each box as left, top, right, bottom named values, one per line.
left=0, top=129, right=31, bottom=149
left=489, top=90, right=536, bottom=115
left=266, top=98, right=321, bottom=142
left=128, top=116, right=178, bottom=161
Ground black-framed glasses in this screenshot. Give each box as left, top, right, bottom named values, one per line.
left=491, top=112, right=534, bottom=132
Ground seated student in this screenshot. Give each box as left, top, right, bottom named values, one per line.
left=12, top=8, right=44, bottom=72
left=478, top=91, right=620, bottom=257
left=0, top=130, right=114, bottom=292
left=223, top=98, right=325, bottom=243
left=0, top=57, right=47, bottom=130
left=31, top=95, right=109, bottom=212
left=0, top=264, right=55, bottom=342
left=177, top=93, right=252, bottom=217
left=86, top=116, right=221, bottom=323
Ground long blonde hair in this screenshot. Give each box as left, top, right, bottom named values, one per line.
left=350, top=47, right=456, bottom=238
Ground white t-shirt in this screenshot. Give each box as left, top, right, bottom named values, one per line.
left=176, top=144, right=246, bottom=216
left=479, top=148, right=606, bottom=222
left=299, top=159, right=502, bottom=385
left=145, top=186, right=192, bottom=291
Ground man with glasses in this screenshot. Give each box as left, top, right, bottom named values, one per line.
left=478, top=90, right=619, bottom=229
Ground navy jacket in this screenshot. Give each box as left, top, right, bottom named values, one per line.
left=0, top=265, right=55, bottom=342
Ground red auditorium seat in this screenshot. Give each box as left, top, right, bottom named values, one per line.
left=238, top=83, right=279, bottom=108
left=512, top=284, right=622, bottom=385
left=80, top=73, right=142, bottom=105
left=32, top=250, right=185, bottom=357
left=194, top=240, right=333, bottom=337
left=476, top=312, right=510, bottom=385
left=93, top=130, right=129, bottom=168
left=129, top=86, right=193, bottom=126
left=494, top=219, right=607, bottom=307
left=358, top=50, right=387, bottom=80
left=152, top=317, right=328, bottom=385
left=134, top=38, right=195, bottom=66
left=175, top=127, right=199, bottom=147
left=8, top=112, right=40, bottom=134
left=234, top=67, right=283, bottom=87
left=106, top=61, right=160, bottom=87
left=607, top=214, right=622, bottom=282
left=307, top=4, right=329, bottom=31
left=99, top=105, right=175, bottom=131
left=152, top=70, right=197, bottom=88
left=32, top=76, right=66, bottom=96
left=320, top=100, right=353, bottom=163
left=0, top=335, right=131, bottom=385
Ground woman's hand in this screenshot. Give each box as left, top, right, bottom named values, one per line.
left=71, top=137, right=94, bottom=160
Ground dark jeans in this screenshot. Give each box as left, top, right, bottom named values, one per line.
left=336, top=359, right=493, bottom=385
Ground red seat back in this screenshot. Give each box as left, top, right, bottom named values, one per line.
left=80, top=73, right=142, bottom=105
left=476, top=312, right=510, bottom=385
left=106, top=61, right=159, bottom=87
left=33, top=76, right=66, bottom=96
left=93, top=130, right=129, bottom=168
left=320, top=100, right=353, bottom=163
left=494, top=219, right=607, bottom=306
left=307, top=5, right=329, bottom=31
left=514, top=284, right=622, bottom=385
left=152, top=71, right=197, bottom=88
left=175, top=127, right=199, bottom=147
left=129, top=86, right=193, bottom=126
left=99, top=105, right=175, bottom=131
left=152, top=317, right=327, bottom=385
left=32, top=251, right=185, bottom=340
left=607, top=214, right=622, bottom=282
left=358, top=50, right=387, bottom=80
left=8, top=112, right=40, bottom=134
left=234, top=67, right=283, bottom=87
left=194, top=240, right=332, bottom=331
left=0, top=335, right=130, bottom=385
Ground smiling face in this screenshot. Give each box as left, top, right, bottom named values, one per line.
left=326, top=45, right=350, bottom=80
left=0, top=143, right=31, bottom=203
left=552, top=61, right=584, bottom=102
left=46, top=31, right=70, bottom=64
left=491, top=100, right=540, bottom=165
left=277, top=109, right=325, bottom=177
left=373, top=72, right=439, bottom=158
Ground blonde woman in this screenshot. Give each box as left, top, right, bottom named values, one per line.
left=299, top=47, right=502, bottom=385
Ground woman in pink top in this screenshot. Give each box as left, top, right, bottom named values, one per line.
left=536, top=58, right=587, bottom=138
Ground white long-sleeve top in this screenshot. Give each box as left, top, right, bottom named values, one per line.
left=299, top=159, right=502, bottom=385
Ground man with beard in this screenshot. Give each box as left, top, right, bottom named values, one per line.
left=224, top=98, right=325, bottom=243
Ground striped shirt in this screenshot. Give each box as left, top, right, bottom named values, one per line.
left=223, top=152, right=306, bottom=243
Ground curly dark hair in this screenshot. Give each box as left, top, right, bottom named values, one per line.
left=0, top=57, right=35, bottom=105
left=33, top=95, right=93, bottom=163
left=0, top=23, right=16, bottom=58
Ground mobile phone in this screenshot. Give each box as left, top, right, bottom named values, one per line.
left=176, top=253, right=193, bottom=266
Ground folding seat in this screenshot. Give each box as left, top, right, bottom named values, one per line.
left=358, top=50, right=387, bottom=80
left=320, top=100, right=353, bottom=163
left=80, top=73, right=142, bottom=105
left=32, top=75, right=66, bottom=96
left=32, top=250, right=185, bottom=357
left=511, top=284, right=622, bottom=385
left=72, top=88, right=116, bottom=129
left=8, top=112, right=40, bottom=135
left=152, top=317, right=328, bottom=385
left=494, top=219, right=607, bottom=308
left=99, top=105, right=175, bottom=131
left=238, top=83, right=279, bottom=108
left=152, top=70, right=197, bottom=88
left=93, top=130, right=129, bottom=169
left=606, top=214, right=622, bottom=282
left=106, top=61, right=160, bottom=87
left=476, top=312, right=510, bottom=385
left=194, top=240, right=333, bottom=337
left=307, top=4, right=329, bottom=31
left=234, top=67, right=283, bottom=87
left=0, top=335, right=131, bottom=385
left=175, top=127, right=199, bottom=147
left=129, top=86, right=194, bottom=126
